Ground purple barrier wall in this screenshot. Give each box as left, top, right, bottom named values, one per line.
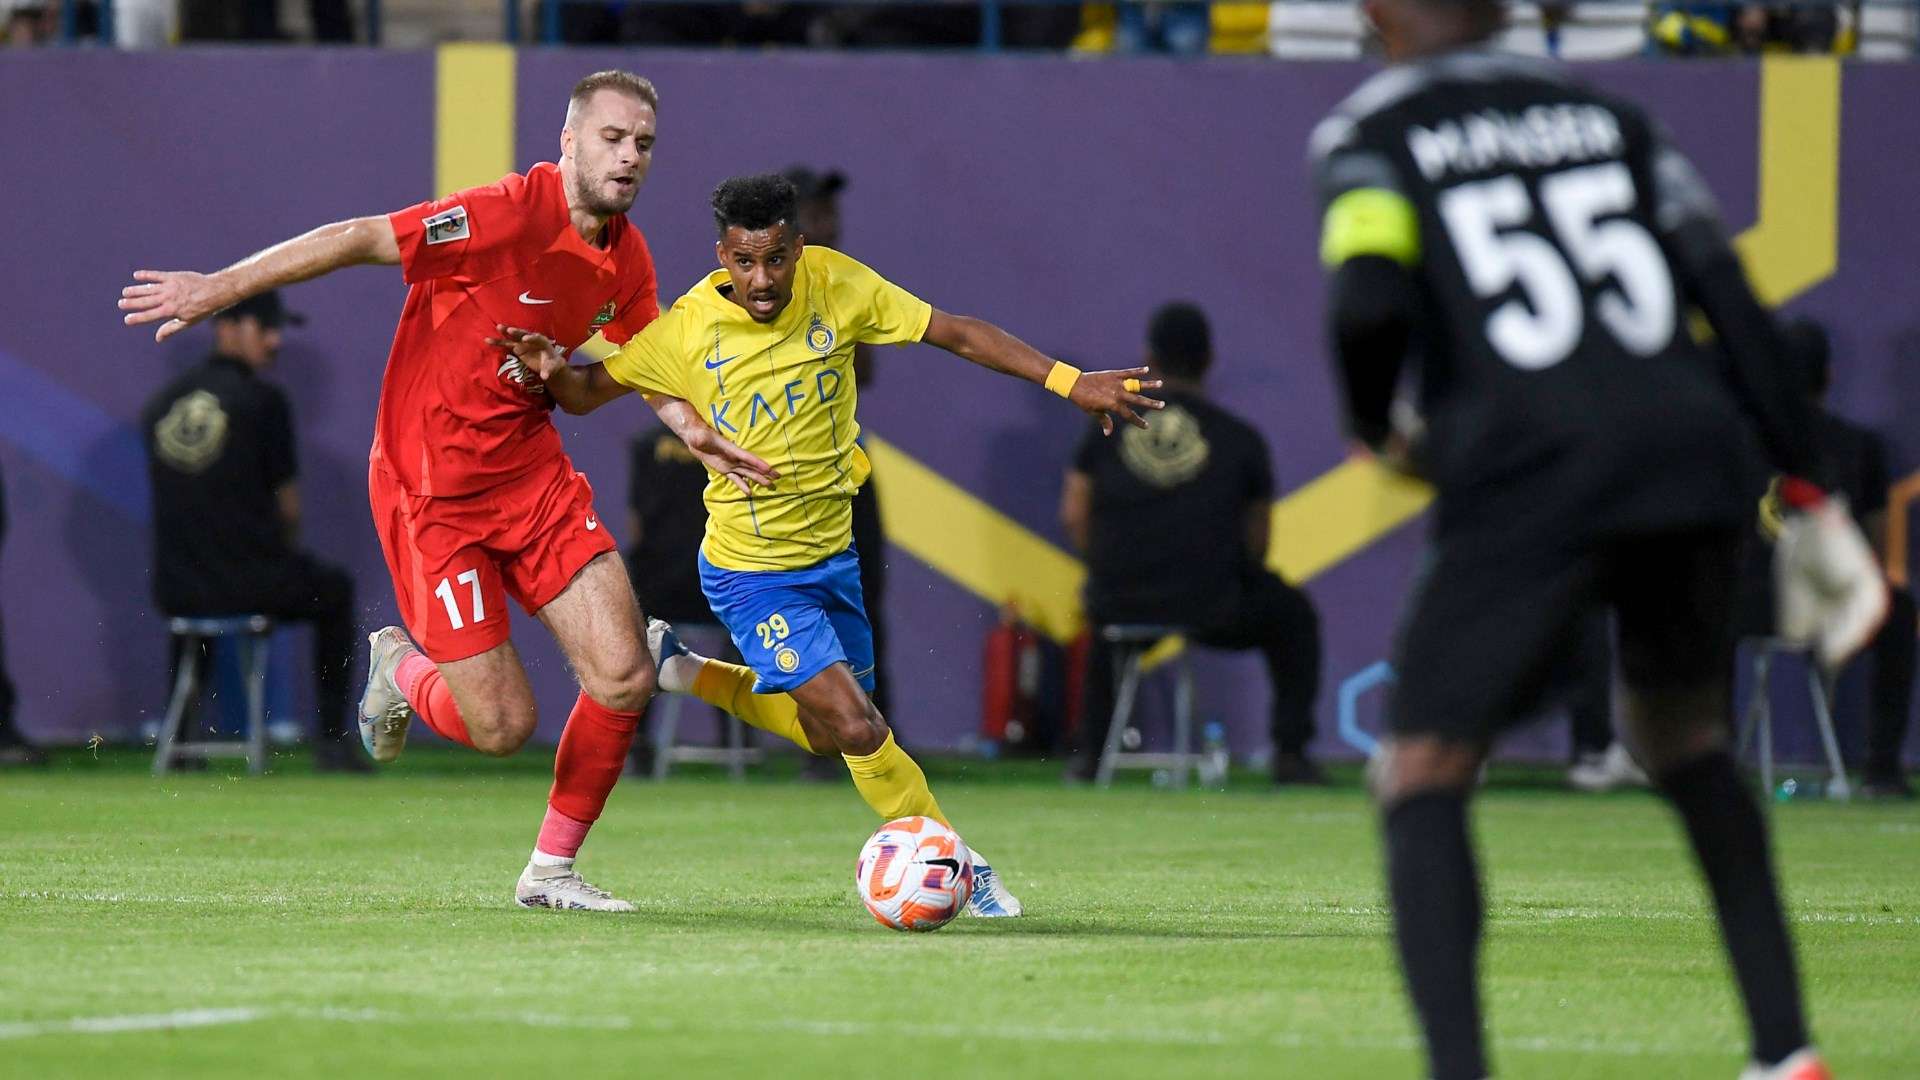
left=3, top=51, right=1915, bottom=764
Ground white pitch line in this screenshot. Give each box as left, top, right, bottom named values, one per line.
left=0, top=1007, right=266, bottom=1040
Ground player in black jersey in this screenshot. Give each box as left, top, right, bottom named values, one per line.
left=1310, top=2, right=1886, bottom=1078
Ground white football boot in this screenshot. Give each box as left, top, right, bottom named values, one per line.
left=514, top=862, right=636, bottom=913
left=358, top=627, right=417, bottom=764
left=965, top=851, right=1024, bottom=917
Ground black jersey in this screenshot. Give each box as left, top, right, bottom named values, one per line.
left=1311, top=51, right=1771, bottom=550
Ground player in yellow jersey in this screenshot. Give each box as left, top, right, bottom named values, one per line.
left=491, top=173, right=1162, bottom=916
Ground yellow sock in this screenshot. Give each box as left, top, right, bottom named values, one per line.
left=688, top=660, right=813, bottom=753
left=843, top=731, right=949, bottom=827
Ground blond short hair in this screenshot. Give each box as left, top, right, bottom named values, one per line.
left=567, top=70, right=659, bottom=125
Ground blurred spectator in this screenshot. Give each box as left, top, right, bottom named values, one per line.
left=116, top=0, right=178, bottom=47
left=181, top=0, right=353, bottom=41
left=1738, top=318, right=1914, bottom=799
left=2, top=1, right=56, bottom=44
left=1115, top=1, right=1211, bottom=54
left=613, top=0, right=809, bottom=47
left=140, top=291, right=366, bottom=772
left=1060, top=302, right=1324, bottom=785
left=1653, top=0, right=1850, bottom=53
left=0, top=457, right=46, bottom=767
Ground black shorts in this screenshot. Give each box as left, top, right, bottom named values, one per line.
left=1388, top=527, right=1742, bottom=743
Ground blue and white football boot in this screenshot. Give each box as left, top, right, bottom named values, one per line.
left=966, top=852, right=1024, bottom=917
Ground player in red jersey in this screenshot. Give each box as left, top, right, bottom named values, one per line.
left=120, top=71, right=775, bottom=912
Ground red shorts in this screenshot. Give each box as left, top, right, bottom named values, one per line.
left=369, top=453, right=618, bottom=662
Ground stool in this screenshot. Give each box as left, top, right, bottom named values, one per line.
left=1736, top=637, right=1852, bottom=801
left=1094, top=624, right=1197, bottom=788
left=651, top=624, right=761, bottom=780
left=154, top=615, right=273, bottom=776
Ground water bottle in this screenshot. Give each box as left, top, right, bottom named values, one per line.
left=1197, top=721, right=1230, bottom=787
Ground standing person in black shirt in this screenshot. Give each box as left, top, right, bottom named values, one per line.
left=0, top=457, right=45, bottom=768
left=625, top=428, right=720, bottom=627
left=1061, top=302, right=1324, bottom=785
left=1312, top=2, right=1884, bottom=1077
left=141, top=291, right=366, bottom=773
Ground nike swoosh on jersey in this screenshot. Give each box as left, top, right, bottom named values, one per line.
left=704, top=353, right=740, bottom=370
left=518, top=291, right=555, bottom=305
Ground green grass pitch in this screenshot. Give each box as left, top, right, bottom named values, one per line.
left=1, top=749, right=1915, bottom=1078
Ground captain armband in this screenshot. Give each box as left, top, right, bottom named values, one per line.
left=1319, top=187, right=1422, bottom=269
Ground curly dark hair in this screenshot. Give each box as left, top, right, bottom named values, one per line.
left=711, top=173, right=798, bottom=237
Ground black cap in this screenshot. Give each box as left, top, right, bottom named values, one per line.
left=781, top=165, right=846, bottom=202
left=215, top=290, right=305, bottom=329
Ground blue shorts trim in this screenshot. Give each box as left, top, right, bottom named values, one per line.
left=697, top=547, right=876, bottom=695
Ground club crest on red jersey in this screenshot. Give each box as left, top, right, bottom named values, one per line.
left=591, top=300, right=616, bottom=329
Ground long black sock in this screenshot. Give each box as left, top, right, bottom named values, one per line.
left=1384, top=791, right=1486, bottom=1080
left=1655, top=752, right=1808, bottom=1065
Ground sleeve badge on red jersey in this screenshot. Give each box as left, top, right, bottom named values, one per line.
left=591, top=300, right=616, bottom=328
left=422, top=206, right=470, bottom=245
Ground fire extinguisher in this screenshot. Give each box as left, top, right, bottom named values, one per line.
left=981, top=603, right=1041, bottom=753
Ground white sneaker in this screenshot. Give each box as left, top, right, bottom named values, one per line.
left=1568, top=742, right=1649, bottom=793
left=965, top=851, right=1023, bottom=917
left=358, top=627, right=417, bottom=764
left=513, top=862, right=636, bottom=913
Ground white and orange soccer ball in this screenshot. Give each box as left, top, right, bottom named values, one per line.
left=855, top=816, right=974, bottom=932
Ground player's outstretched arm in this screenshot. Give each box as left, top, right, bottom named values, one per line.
left=920, top=310, right=1164, bottom=436
left=120, top=216, right=400, bottom=343
left=643, top=395, right=781, bottom=495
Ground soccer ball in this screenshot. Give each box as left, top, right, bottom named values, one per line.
left=855, top=816, right=974, bottom=932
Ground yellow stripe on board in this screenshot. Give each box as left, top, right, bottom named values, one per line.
left=434, top=44, right=516, bottom=198
left=1266, top=459, right=1434, bottom=583
left=1733, top=56, right=1841, bottom=306
left=865, top=436, right=1087, bottom=643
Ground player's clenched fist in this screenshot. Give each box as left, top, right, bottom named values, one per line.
left=1070, top=365, right=1166, bottom=436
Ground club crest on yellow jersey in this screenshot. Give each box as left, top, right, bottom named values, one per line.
left=807, top=313, right=835, bottom=354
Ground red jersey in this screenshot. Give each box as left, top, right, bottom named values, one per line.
left=374, top=162, right=660, bottom=497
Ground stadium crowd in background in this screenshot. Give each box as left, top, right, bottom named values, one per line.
left=139, top=291, right=368, bottom=773
left=1059, top=302, right=1325, bottom=786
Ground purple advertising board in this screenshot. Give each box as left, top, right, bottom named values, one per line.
left=1, top=50, right=1914, bottom=765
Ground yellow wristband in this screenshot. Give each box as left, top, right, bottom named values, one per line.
left=1044, top=361, right=1081, bottom=398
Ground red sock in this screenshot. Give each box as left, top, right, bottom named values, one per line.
left=396, top=651, right=473, bottom=749
left=539, top=692, right=641, bottom=858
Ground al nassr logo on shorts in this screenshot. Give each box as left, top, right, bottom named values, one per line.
left=775, top=647, right=800, bottom=673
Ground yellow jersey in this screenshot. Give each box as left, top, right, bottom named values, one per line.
left=602, top=245, right=932, bottom=572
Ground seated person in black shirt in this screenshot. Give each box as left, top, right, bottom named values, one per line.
left=1740, top=319, right=1914, bottom=798
left=626, top=426, right=719, bottom=627
left=141, top=291, right=364, bottom=772
left=1060, top=302, right=1325, bottom=785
